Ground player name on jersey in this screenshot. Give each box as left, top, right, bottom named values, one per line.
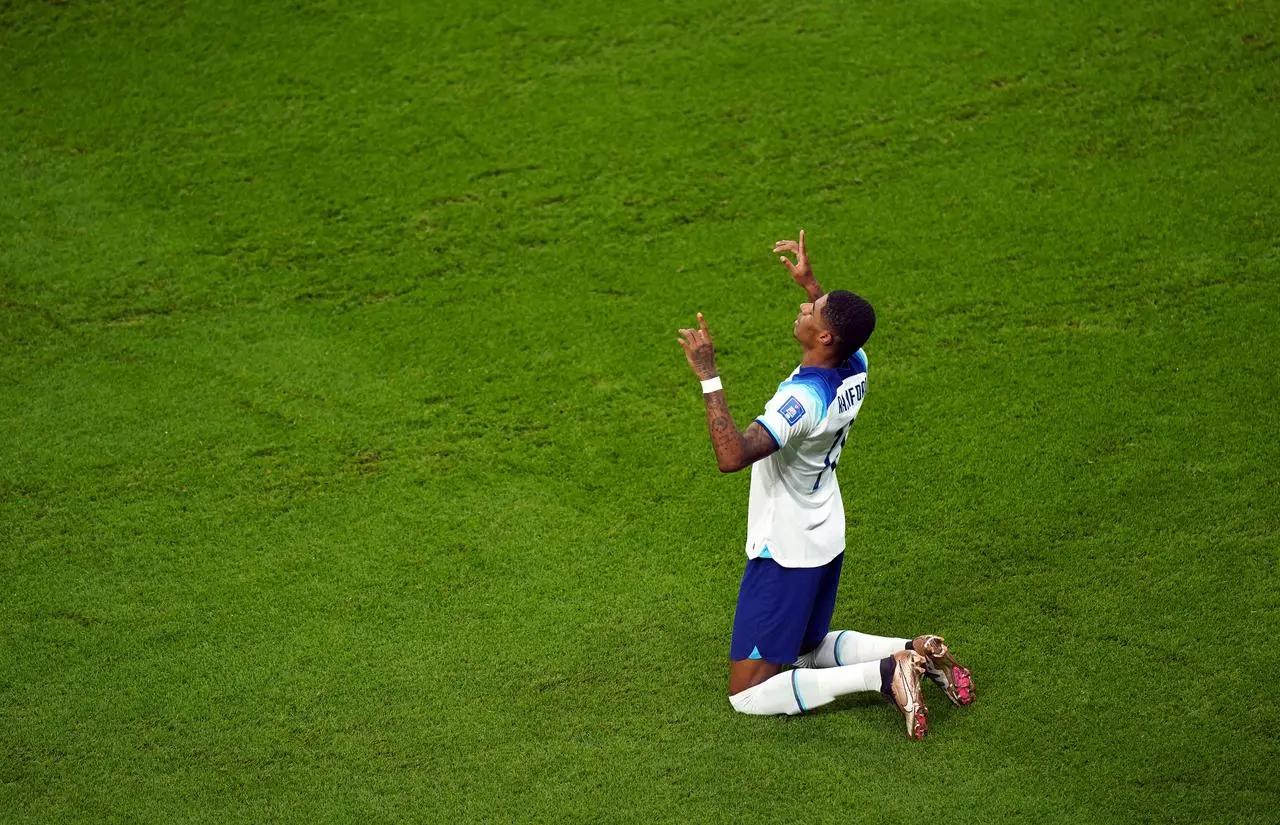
left=834, top=380, right=865, bottom=415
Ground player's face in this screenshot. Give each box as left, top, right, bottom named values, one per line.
left=793, top=294, right=830, bottom=345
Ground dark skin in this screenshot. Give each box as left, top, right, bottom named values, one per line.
left=677, top=230, right=845, bottom=695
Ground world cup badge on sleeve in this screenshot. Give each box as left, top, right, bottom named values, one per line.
left=780, top=396, right=806, bottom=425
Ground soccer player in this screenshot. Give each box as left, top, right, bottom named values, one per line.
left=676, top=230, right=974, bottom=739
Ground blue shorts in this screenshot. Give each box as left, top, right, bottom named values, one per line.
left=730, top=553, right=845, bottom=665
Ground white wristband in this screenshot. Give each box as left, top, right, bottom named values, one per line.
left=700, top=376, right=723, bottom=394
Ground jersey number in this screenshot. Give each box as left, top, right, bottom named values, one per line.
left=811, top=425, right=849, bottom=492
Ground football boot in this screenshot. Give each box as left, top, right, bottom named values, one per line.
left=912, top=635, right=975, bottom=707
left=881, top=650, right=929, bottom=740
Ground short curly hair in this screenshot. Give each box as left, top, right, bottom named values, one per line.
left=822, top=290, right=876, bottom=362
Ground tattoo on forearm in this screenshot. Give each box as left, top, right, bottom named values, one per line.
left=705, top=393, right=744, bottom=465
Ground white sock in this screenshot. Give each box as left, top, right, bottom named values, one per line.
left=794, top=630, right=910, bottom=668
left=729, top=662, right=884, bottom=716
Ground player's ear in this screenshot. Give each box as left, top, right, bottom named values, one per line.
left=818, top=330, right=835, bottom=349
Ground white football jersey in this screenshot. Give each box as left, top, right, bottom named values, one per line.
left=745, top=350, right=869, bottom=568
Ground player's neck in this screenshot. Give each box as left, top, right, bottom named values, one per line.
left=799, top=347, right=841, bottom=369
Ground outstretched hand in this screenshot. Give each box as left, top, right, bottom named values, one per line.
left=677, top=312, right=718, bottom=380
left=773, top=228, right=813, bottom=285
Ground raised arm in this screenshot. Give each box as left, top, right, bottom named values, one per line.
left=677, top=313, right=779, bottom=473
left=773, top=228, right=824, bottom=302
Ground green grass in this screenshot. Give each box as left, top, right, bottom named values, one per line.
left=3, top=0, right=1278, bottom=822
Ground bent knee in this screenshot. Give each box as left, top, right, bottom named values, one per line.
left=728, top=677, right=803, bottom=716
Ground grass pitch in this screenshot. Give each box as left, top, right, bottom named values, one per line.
left=2, top=1, right=1279, bottom=823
